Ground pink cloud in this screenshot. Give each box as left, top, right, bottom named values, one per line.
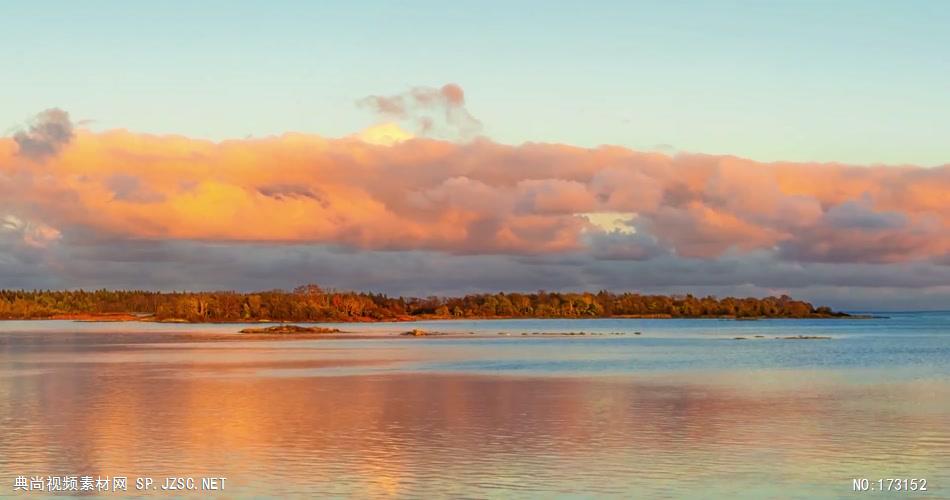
left=1, top=110, right=948, bottom=264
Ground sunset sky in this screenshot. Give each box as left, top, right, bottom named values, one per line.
left=1, top=2, right=948, bottom=310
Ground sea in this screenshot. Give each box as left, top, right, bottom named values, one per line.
left=1, top=312, right=948, bottom=498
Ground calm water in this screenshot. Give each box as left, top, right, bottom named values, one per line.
left=1, top=313, right=948, bottom=498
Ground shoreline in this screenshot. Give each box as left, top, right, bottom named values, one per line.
left=0, top=312, right=873, bottom=324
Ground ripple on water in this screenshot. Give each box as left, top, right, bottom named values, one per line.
left=0, top=317, right=949, bottom=497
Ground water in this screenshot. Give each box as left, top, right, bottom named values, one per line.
left=1, top=313, right=948, bottom=498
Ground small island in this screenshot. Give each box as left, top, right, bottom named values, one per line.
left=239, top=325, right=342, bottom=334
left=401, top=328, right=430, bottom=336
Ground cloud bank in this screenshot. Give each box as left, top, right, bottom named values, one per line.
left=1, top=99, right=948, bottom=309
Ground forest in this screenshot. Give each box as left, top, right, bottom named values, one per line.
left=0, top=285, right=847, bottom=322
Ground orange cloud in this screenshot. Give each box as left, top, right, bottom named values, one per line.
left=1, top=115, right=948, bottom=264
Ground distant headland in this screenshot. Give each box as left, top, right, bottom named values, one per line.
left=0, top=285, right=852, bottom=323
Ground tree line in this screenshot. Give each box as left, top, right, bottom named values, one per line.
left=0, top=285, right=846, bottom=322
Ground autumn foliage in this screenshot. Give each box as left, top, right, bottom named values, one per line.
left=0, top=285, right=844, bottom=322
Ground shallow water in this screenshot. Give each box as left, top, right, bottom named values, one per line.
left=1, top=313, right=948, bottom=498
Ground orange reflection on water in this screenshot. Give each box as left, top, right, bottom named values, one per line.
left=1, top=344, right=949, bottom=497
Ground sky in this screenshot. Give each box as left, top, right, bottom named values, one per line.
left=1, top=1, right=948, bottom=310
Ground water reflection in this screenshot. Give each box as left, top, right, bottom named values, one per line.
left=1, top=329, right=948, bottom=498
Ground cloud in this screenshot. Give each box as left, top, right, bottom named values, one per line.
left=0, top=121, right=947, bottom=265
left=0, top=214, right=61, bottom=248
left=358, top=83, right=482, bottom=141
left=776, top=204, right=939, bottom=264
left=580, top=212, right=636, bottom=234
left=516, top=179, right=597, bottom=214
left=588, top=231, right=667, bottom=261
left=106, top=174, right=166, bottom=203
left=356, top=122, right=414, bottom=146
left=13, top=108, right=74, bottom=161
left=256, top=184, right=327, bottom=205
left=823, top=197, right=906, bottom=230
